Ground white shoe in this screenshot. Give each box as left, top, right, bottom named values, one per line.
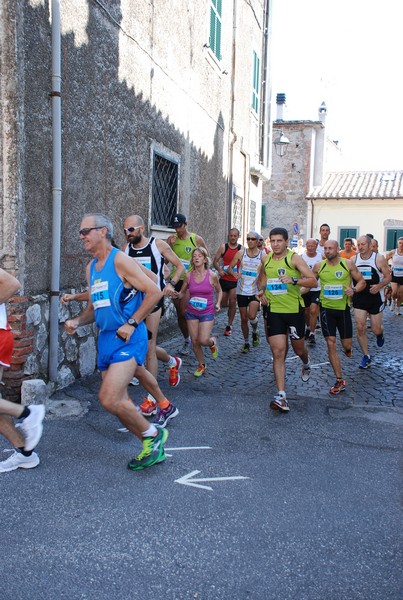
left=0, top=450, right=40, bottom=473
left=394, top=305, right=401, bottom=316
left=19, top=405, right=45, bottom=451
left=390, top=300, right=396, bottom=312
left=130, top=377, right=140, bottom=386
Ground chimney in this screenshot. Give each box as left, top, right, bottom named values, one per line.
left=318, top=101, right=327, bottom=124
left=276, top=93, right=286, bottom=120
left=313, top=101, right=327, bottom=187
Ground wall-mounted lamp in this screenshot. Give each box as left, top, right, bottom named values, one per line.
left=273, top=129, right=290, bottom=157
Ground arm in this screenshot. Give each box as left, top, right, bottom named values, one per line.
left=226, top=249, right=242, bottom=279
left=210, top=271, right=223, bottom=311
left=385, top=249, right=394, bottom=262
left=212, top=244, right=226, bottom=278
left=346, top=260, right=366, bottom=296
left=256, top=254, right=268, bottom=305
left=195, top=234, right=208, bottom=254
left=157, top=239, right=186, bottom=295
left=288, top=254, right=318, bottom=289
left=370, top=255, right=392, bottom=294
left=64, top=264, right=95, bottom=333
left=61, top=290, right=89, bottom=304
left=0, top=269, right=20, bottom=303
left=177, top=272, right=190, bottom=298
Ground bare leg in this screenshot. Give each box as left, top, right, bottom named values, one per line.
left=268, top=334, right=288, bottom=392
left=354, top=308, right=369, bottom=355
left=0, top=415, right=25, bottom=448
left=324, top=336, right=343, bottom=379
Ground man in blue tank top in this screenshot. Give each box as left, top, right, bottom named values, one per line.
left=65, top=213, right=169, bottom=471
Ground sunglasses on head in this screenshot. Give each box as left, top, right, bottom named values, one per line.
left=123, top=226, right=141, bottom=233
left=247, top=237, right=257, bottom=241
left=79, top=226, right=102, bottom=236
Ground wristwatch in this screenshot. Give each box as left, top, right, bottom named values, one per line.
left=167, top=278, right=176, bottom=286
left=127, top=318, right=138, bottom=328
left=292, top=277, right=298, bottom=286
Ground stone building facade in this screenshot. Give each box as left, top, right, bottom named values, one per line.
left=0, top=0, right=273, bottom=398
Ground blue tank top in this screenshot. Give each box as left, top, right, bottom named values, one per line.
left=90, top=247, right=144, bottom=332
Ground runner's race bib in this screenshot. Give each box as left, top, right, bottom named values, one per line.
left=393, top=266, right=403, bottom=277
left=323, top=284, right=343, bottom=300
left=133, top=256, right=152, bottom=271
left=241, top=268, right=257, bottom=278
left=189, top=296, right=208, bottom=311
left=91, top=281, right=111, bottom=308
left=358, top=266, right=372, bottom=280
left=266, top=278, right=287, bottom=295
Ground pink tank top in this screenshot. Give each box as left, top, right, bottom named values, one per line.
left=187, top=269, right=215, bottom=316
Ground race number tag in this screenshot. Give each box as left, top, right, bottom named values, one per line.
left=91, top=281, right=111, bottom=308
left=133, top=256, right=152, bottom=271
left=241, top=268, right=257, bottom=278
left=266, top=278, right=287, bottom=295
left=358, top=266, right=372, bottom=280
left=181, top=259, right=191, bottom=271
left=323, top=284, right=343, bottom=300
left=189, top=296, right=208, bottom=311
left=393, top=266, right=403, bottom=277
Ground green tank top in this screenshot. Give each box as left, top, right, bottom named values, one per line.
left=318, top=259, right=350, bottom=309
left=263, top=250, right=304, bottom=313
left=171, top=232, right=198, bottom=280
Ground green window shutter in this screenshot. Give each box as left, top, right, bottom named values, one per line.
left=339, top=228, right=358, bottom=245
left=252, top=51, right=260, bottom=113
left=386, top=228, right=403, bottom=250
left=209, top=1, right=222, bottom=60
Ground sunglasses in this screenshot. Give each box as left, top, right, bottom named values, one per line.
left=123, top=226, right=142, bottom=233
left=79, top=226, right=103, bottom=236
left=247, top=237, right=257, bottom=241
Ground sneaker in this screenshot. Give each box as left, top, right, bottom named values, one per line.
left=390, top=300, right=396, bottom=312
left=153, top=404, right=179, bottom=428
left=344, top=347, right=353, bottom=358
left=127, top=429, right=169, bottom=471
left=224, top=325, right=232, bottom=336
left=301, top=363, right=311, bottom=382
left=270, top=393, right=289, bottom=412
left=139, top=397, right=158, bottom=416
left=19, top=405, right=45, bottom=451
left=394, top=304, right=401, bottom=316
left=252, top=331, right=260, bottom=347
left=376, top=333, right=385, bottom=348
left=194, top=364, right=206, bottom=377
left=168, top=356, right=182, bottom=387
left=210, top=337, right=218, bottom=359
left=0, top=450, right=40, bottom=473
left=241, top=342, right=250, bottom=354
left=304, top=329, right=310, bottom=340
left=130, top=377, right=140, bottom=386
left=359, top=354, right=371, bottom=369
left=329, top=379, right=346, bottom=395
left=179, top=340, right=191, bottom=356
left=308, top=333, right=316, bottom=345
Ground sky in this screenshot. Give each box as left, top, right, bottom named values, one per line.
left=270, top=0, right=403, bottom=171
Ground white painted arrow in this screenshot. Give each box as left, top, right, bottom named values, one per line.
left=175, top=469, right=250, bottom=491
left=164, top=446, right=212, bottom=458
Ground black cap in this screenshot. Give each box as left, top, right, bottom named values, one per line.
left=171, top=213, right=187, bottom=227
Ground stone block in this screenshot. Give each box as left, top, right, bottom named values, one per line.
left=26, top=303, right=42, bottom=326
left=79, top=338, right=96, bottom=376
left=21, top=379, right=48, bottom=406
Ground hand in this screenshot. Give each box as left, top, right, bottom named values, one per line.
left=65, top=319, right=79, bottom=334
left=61, top=293, right=75, bottom=304
left=369, top=284, right=379, bottom=295
left=215, top=303, right=221, bottom=312
left=345, top=286, right=354, bottom=297
left=163, top=283, right=176, bottom=298
left=116, top=323, right=135, bottom=343
left=279, top=275, right=292, bottom=285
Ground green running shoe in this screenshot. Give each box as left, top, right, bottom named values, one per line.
left=252, top=331, right=260, bottom=347
left=128, top=428, right=169, bottom=471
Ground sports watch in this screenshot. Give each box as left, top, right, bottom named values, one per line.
left=127, top=318, right=138, bottom=328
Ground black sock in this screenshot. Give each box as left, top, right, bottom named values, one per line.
left=18, top=447, right=33, bottom=457
left=20, top=407, right=30, bottom=420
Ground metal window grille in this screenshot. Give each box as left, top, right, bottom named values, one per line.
left=151, top=152, right=178, bottom=226
left=232, top=195, right=243, bottom=238
left=249, top=200, right=256, bottom=232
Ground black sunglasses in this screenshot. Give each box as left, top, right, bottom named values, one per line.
left=247, top=237, right=257, bottom=241
left=123, top=226, right=142, bottom=233
left=79, top=226, right=103, bottom=236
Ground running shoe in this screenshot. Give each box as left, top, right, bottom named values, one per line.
left=210, top=337, right=218, bottom=359
left=394, top=304, right=401, bottom=316
left=301, top=363, right=311, bottom=382
left=224, top=325, right=232, bottom=336
left=130, top=377, right=140, bottom=386
left=168, top=356, right=182, bottom=387
left=304, top=329, right=310, bottom=340
left=19, top=405, right=45, bottom=451
left=252, top=331, right=260, bottom=347
left=194, top=364, right=206, bottom=377
left=241, top=342, right=250, bottom=354
left=139, top=397, right=158, bottom=416
left=0, top=451, right=40, bottom=473
left=179, top=340, right=191, bottom=355
left=127, top=429, right=169, bottom=471
left=359, top=354, right=371, bottom=369
left=344, top=347, right=353, bottom=358
left=390, top=300, right=396, bottom=312
left=153, top=404, right=179, bottom=428
left=270, top=393, right=289, bottom=412
left=376, top=333, right=385, bottom=348
left=308, top=333, right=316, bottom=345
left=329, top=379, right=346, bottom=395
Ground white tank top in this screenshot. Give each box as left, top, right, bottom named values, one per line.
left=392, top=249, right=403, bottom=278
left=301, top=252, right=321, bottom=291
left=237, top=249, right=262, bottom=295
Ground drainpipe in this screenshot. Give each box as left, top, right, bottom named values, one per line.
left=227, top=0, right=238, bottom=231
left=260, top=0, right=272, bottom=168
left=49, top=0, right=62, bottom=383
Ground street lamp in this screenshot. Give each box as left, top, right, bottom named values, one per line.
left=273, top=130, right=290, bottom=157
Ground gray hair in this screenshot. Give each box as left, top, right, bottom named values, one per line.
left=84, top=213, right=113, bottom=241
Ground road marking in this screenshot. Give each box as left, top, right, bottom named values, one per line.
left=175, top=469, right=250, bottom=491
left=311, top=361, right=330, bottom=367
left=165, top=446, right=212, bottom=458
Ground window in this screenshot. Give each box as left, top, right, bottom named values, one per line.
left=339, top=227, right=358, bottom=245
left=386, top=228, right=403, bottom=250
left=151, top=152, right=178, bottom=227
left=209, top=0, right=222, bottom=60
left=251, top=51, right=260, bottom=114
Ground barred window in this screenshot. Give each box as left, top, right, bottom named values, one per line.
left=151, top=152, right=178, bottom=227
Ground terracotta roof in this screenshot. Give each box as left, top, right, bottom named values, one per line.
left=308, top=171, right=403, bottom=199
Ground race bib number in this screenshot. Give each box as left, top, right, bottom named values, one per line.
left=358, top=266, right=372, bottom=280
left=241, top=268, right=257, bottom=279
left=393, top=266, right=403, bottom=277
left=182, top=259, right=191, bottom=271
left=323, top=284, right=343, bottom=300
left=133, top=256, right=152, bottom=271
left=266, top=278, right=287, bottom=295
left=91, top=280, right=111, bottom=309
left=189, top=296, right=208, bottom=311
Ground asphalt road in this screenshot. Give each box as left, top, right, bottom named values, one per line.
left=1, top=307, right=402, bottom=600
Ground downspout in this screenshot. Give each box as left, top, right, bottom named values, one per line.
left=260, top=0, right=272, bottom=168
left=310, top=199, right=314, bottom=237
left=49, top=0, right=62, bottom=383
left=227, top=0, right=238, bottom=231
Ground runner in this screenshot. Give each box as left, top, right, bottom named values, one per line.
left=212, top=228, right=242, bottom=336
left=339, top=237, right=356, bottom=260
left=300, top=238, right=321, bottom=344
left=178, top=247, right=222, bottom=376
left=227, top=232, right=262, bottom=352
left=167, top=214, right=208, bottom=355
left=316, top=223, right=331, bottom=258
left=256, top=227, right=317, bottom=412
left=313, top=240, right=365, bottom=395
left=350, top=235, right=391, bottom=369
left=385, top=236, right=403, bottom=316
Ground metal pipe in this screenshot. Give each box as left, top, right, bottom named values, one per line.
left=227, top=0, right=238, bottom=232
left=49, top=0, right=62, bottom=382
left=260, top=0, right=273, bottom=168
